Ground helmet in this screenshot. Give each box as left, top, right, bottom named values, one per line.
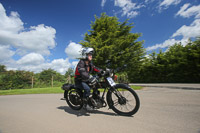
left=82, top=47, right=94, bottom=59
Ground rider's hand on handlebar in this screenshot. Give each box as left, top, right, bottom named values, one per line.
left=99, top=70, right=106, bottom=77
left=89, top=75, right=97, bottom=85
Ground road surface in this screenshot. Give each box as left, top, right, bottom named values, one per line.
left=0, top=87, right=200, bottom=133
left=130, top=83, right=200, bottom=90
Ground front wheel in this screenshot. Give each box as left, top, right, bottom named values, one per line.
left=107, top=84, right=140, bottom=116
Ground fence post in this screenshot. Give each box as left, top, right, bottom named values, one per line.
left=51, top=76, right=54, bottom=87
left=31, top=76, right=34, bottom=88
left=68, top=75, right=71, bottom=84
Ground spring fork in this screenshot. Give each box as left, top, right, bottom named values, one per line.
left=111, top=87, right=122, bottom=99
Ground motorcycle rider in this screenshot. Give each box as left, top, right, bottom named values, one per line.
left=74, top=47, right=102, bottom=110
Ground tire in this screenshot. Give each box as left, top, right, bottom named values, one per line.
left=65, top=89, right=83, bottom=110
left=107, top=84, right=140, bottom=116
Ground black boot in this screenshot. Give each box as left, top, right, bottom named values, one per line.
left=82, top=97, right=93, bottom=111
left=89, top=97, right=97, bottom=107
left=82, top=97, right=88, bottom=104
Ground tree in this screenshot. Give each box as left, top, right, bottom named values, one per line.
left=39, top=69, right=57, bottom=82
left=64, top=68, right=74, bottom=84
left=183, top=38, right=200, bottom=82
left=132, top=38, right=200, bottom=83
left=38, top=68, right=65, bottom=87
left=0, top=70, right=33, bottom=90
left=65, top=68, right=74, bottom=77
left=80, top=13, right=145, bottom=76
left=0, top=65, right=6, bottom=73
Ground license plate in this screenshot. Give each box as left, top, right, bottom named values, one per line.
left=107, top=77, right=116, bottom=87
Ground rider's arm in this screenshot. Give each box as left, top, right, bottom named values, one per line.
left=93, top=66, right=101, bottom=73
left=91, top=63, right=102, bottom=73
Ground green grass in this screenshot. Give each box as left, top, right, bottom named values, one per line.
left=0, top=85, right=142, bottom=96
left=0, top=87, right=64, bottom=95
left=130, top=85, right=143, bottom=90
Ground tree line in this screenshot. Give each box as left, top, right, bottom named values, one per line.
left=128, top=39, right=200, bottom=83
left=0, top=66, right=129, bottom=90
left=0, top=68, right=74, bottom=90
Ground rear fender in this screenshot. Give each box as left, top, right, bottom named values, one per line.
left=62, top=83, right=75, bottom=91
left=62, top=83, right=83, bottom=99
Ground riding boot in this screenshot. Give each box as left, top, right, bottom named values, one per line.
left=83, top=97, right=93, bottom=111
left=89, top=97, right=97, bottom=107
left=82, top=97, right=88, bottom=105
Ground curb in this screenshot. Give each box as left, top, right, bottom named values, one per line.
left=129, top=84, right=200, bottom=90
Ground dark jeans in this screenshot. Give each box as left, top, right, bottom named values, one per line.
left=75, top=82, right=90, bottom=98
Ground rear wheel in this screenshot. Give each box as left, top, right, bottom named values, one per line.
left=107, top=84, right=140, bottom=116
left=65, top=89, right=83, bottom=110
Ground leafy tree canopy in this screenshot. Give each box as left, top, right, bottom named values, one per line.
left=80, top=13, right=145, bottom=73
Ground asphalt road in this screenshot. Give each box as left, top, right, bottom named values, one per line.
left=0, top=87, right=200, bottom=133
left=130, top=83, right=200, bottom=90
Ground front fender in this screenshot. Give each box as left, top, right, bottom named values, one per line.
left=114, top=83, right=130, bottom=89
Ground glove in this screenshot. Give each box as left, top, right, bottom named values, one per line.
left=98, top=70, right=106, bottom=77
left=101, top=70, right=106, bottom=76
left=88, top=75, right=97, bottom=85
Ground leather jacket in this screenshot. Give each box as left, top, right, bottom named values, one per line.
left=74, top=59, right=101, bottom=83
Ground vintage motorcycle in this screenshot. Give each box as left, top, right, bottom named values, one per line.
left=61, top=69, right=140, bottom=116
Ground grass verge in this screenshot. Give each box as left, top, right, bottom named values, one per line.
left=0, top=85, right=142, bottom=96
left=0, top=87, right=63, bottom=96
left=130, top=85, right=143, bottom=90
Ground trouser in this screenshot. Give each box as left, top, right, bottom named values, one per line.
left=75, top=82, right=90, bottom=98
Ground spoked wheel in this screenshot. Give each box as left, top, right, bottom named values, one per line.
left=107, top=84, right=140, bottom=116
left=65, top=89, right=83, bottom=110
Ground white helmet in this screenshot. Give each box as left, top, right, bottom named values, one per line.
left=82, top=47, right=94, bottom=59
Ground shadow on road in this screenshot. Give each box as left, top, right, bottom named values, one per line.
left=57, top=106, right=120, bottom=117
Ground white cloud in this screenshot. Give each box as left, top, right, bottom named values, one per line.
left=145, top=0, right=155, bottom=4
left=49, top=58, right=71, bottom=74
left=0, top=3, right=71, bottom=74
left=146, top=39, right=178, bottom=51
left=0, top=45, right=15, bottom=62
left=176, top=3, right=200, bottom=18
left=101, top=0, right=106, bottom=8
left=127, top=11, right=139, bottom=18
left=160, top=0, right=181, bottom=7
left=17, top=53, right=45, bottom=65
left=8, top=54, right=71, bottom=75
left=146, top=38, right=189, bottom=51
left=65, top=41, right=82, bottom=59
left=15, top=55, right=71, bottom=74
left=147, top=2, right=200, bottom=52
left=172, top=19, right=200, bottom=39
left=0, top=4, right=24, bottom=34
left=72, top=61, right=79, bottom=67
left=0, top=3, right=56, bottom=56
left=114, top=0, right=143, bottom=18
left=159, top=0, right=181, bottom=11
left=16, top=24, right=56, bottom=55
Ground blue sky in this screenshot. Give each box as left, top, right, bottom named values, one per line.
left=0, top=0, right=200, bottom=74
